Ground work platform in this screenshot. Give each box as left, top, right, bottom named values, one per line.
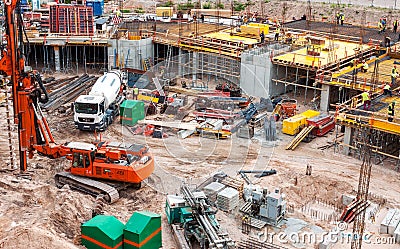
left=285, top=20, right=399, bottom=44
left=336, top=94, right=400, bottom=136
left=272, top=39, right=373, bottom=70
left=326, top=56, right=399, bottom=93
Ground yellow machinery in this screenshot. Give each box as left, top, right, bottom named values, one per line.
left=156, top=7, right=173, bottom=17
left=282, top=110, right=320, bottom=135
left=241, top=23, right=269, bottom=36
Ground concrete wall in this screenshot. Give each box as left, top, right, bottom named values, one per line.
left=240, top=45, right=289, bottom=98
left=108, top=38, right=153, bottom=70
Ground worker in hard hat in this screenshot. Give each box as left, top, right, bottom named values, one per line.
left=361, top=60, right=369, bottom=73
left=378, top=19, right=383, bottom=34
left=391, top=65, right=398, bottom=85
left=388, top=101, right=395, bottom=122
left=340, top=13, right=344, bottom=26
left=383, top=83, right=393, bottom=97
left=361, top=91, right=371, bottom=110
left=133, top=86, right=139, bottom=100
left=274, top=26, right=280, bottom=41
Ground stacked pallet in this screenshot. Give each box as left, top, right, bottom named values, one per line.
left=221, top=176, right=244, bottom=198
left=217, top=187, right=239, bottom=212
left=203, top=182, right=225, bottom=203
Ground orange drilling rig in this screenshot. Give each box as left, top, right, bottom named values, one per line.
left=0, top=0, right=154, bottom=202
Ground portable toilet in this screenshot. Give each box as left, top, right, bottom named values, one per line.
left=81, top=215, right=124, bottom=249
left=120, top=100, right=145, bottom=126
left=124, top=211, right=162, bottom=249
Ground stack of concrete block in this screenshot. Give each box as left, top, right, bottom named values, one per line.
left=217, top=187, right=239, bottom=212
left=380, top=209, right=400, bottom=235
left=394, top=223, right=400, bottom=244
left=388, top=210, right=400, bottom=235
left=203, top=182, right=225, bottom=203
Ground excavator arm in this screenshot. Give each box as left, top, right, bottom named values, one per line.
left=1, top=0, right=70, bottom=171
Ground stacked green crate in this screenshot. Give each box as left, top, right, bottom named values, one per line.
left=124, top=211, right=162, bottom=249
left=81, top=215, right=124, bottom=249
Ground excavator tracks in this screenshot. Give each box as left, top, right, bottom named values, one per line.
left=55, top=172, right=120, bottom=203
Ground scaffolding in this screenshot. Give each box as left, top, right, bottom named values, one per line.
left=136, top=51, right=240, bottom=90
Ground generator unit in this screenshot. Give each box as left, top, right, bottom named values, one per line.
left=242, top=185, right=286, bottom=226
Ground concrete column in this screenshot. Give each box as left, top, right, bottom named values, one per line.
left=192, top=52, right=197, bottom=86
left=178, top=48, right=182, bottom=76
left=54, top=46, right=60, bottom=72
left=343, top=126, right=353, bottom=156
left=320, top=84, right=330, bottom=112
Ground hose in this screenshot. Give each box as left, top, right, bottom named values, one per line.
left=35, top=74, right=49, bottom=103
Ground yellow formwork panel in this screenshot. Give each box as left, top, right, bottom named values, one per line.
left=248, top=23, right=269, bottom=34
left=179, top=43, right=241, bottom=57
left=203, top=32, right=259, bottom=45
left=301, top=110, right=320, bottom=119
left=273, top=40, right=371, bottom=68
left=369, top=119, right=400, bottom=134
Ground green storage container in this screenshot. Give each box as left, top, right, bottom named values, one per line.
left=120, top=100, right=145, bottom=126
left=124, top=211, right=162, bottom=249
left=81, top=215, right=125, bottom=249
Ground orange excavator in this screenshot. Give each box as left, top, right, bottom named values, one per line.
left=0, top=0, right=154, bottom=202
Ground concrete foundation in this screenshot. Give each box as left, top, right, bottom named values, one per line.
left=240, top=45, right=289, bottom=98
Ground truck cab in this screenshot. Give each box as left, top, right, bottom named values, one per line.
left=74, top=95, right=111, bottom=131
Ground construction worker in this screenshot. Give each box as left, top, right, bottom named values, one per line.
left=382, top=18, right=387, bottom=32
left=361, top=91, right=371, bottom=110
left=385, top=36, right=391, bottom=47
left=336, top=13, right=340, bottom=24
left=384, top=83, right=393, bottom=97
left=274, top=26, right=280, bottom=41
left=340, top=13, right=344, bottom=26
left=378, top=20, right=383, bottom=34
left=133, top=86, right=139, bottom=100
left=391, top=65, right=398, bottom=85
left=361, top=60, right=369, bottom=73
left=394, top=19, right=399, bottom=33
left=388, top=101, right=395, bottom=122
left=260, top=30, right=265, bottom=43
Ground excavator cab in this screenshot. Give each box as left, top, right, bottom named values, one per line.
left=65, top=142, right=97, bottom=176
left=70, top=150, right=94, bottom=176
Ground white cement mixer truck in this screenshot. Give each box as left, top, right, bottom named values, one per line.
left=74, top=70, right=126, bottom=131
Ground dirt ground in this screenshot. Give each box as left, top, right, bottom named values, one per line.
left=0, top=1, right=399, bottom=248
left=0, top=80, right=399, bottom=249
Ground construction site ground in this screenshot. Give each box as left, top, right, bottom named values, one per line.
left=0, top=83, right=399, bottom=249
